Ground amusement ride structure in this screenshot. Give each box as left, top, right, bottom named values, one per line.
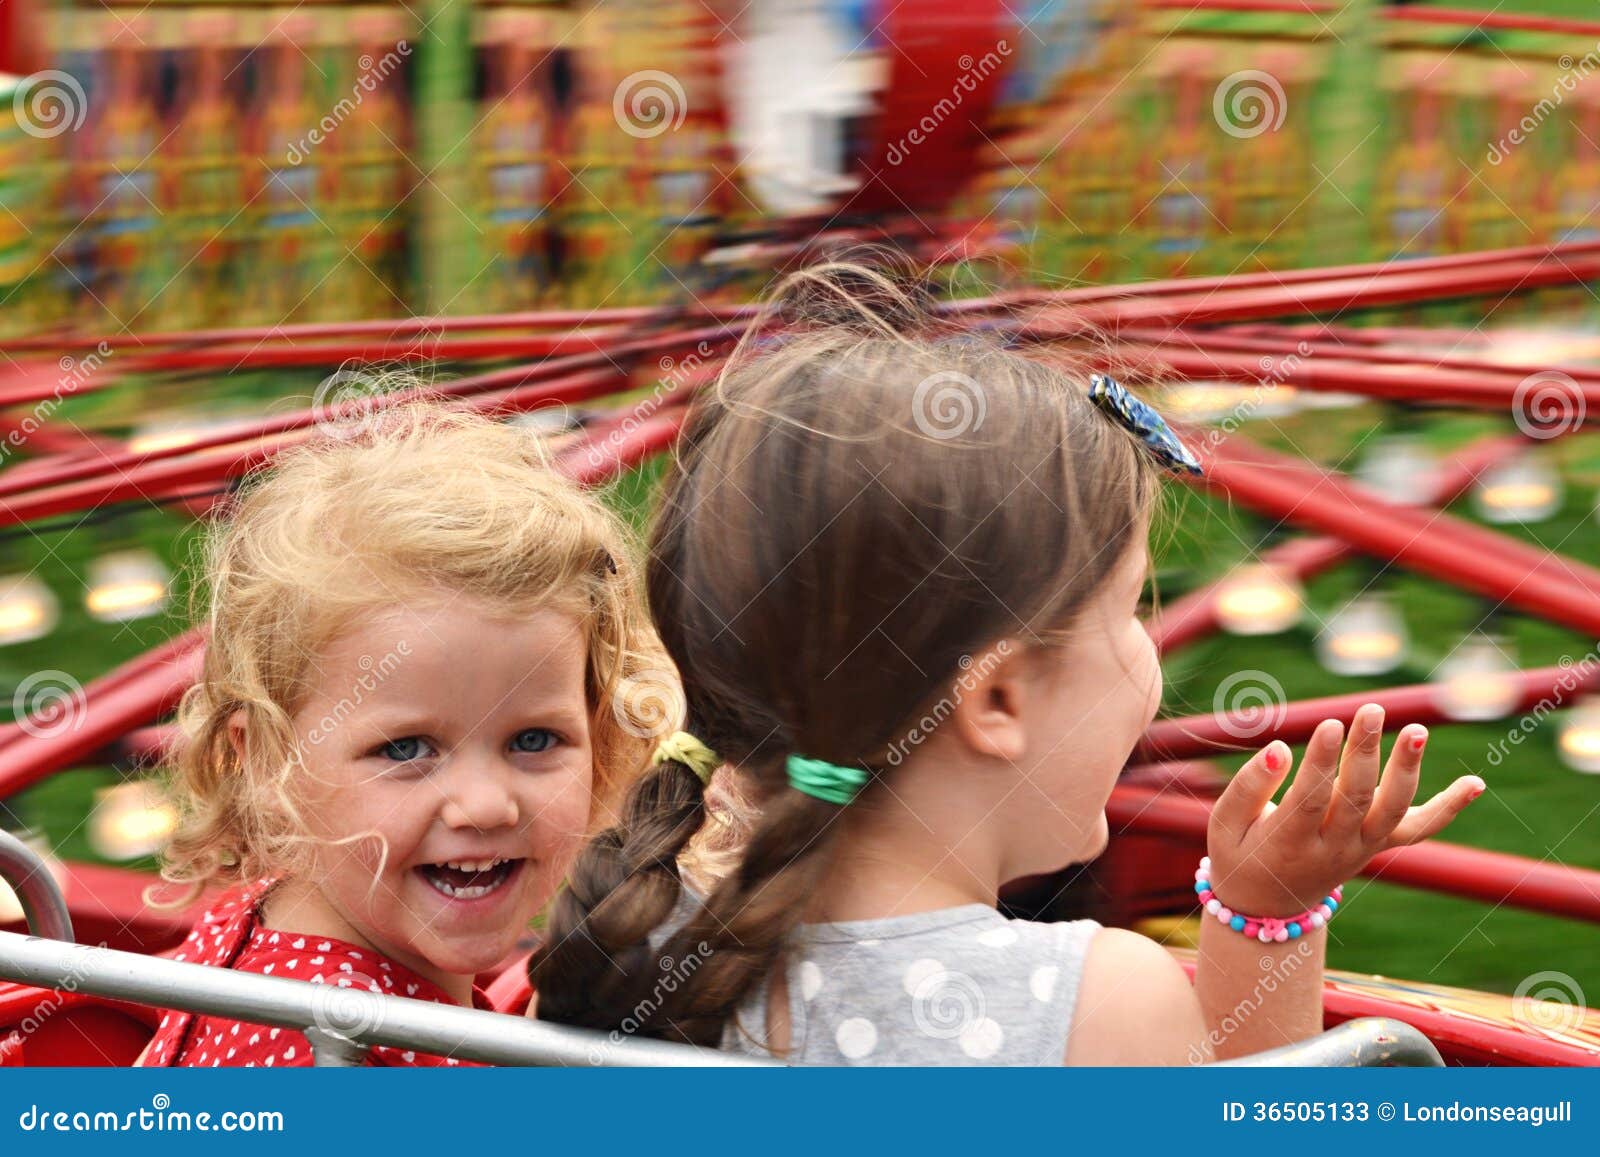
left=1, top=0, right=1599, bottom=1065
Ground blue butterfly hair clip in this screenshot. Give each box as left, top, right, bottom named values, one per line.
left=1088, top=373, right=1203, bottom=477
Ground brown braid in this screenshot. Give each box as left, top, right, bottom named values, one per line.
left=528, top=756, right=707, bottom=1028
left=634, top=788, right=845, bottom=1046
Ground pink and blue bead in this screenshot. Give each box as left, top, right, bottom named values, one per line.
left=1192, top=856, right=1346, bottom=940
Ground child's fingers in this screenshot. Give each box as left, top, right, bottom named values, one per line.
left=1382, top=775, right=1487, bottom=847
left=1361, top=723, right=1428, bottom=844
left=1322, top=703, right=1386, bottom=843
left=1211, top=739, right=1294, bottom=844
left=1271, top=716, right=1345, bottom=838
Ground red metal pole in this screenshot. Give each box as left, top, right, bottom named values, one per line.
left=1148, top=433, right=1527, bottom=654
left=947, top=241, right=1600, bottom=318
left=1033, top=248, right=1600, bottom=331
left=1136, top=663, right=1600, bottom=763
left=10, top=241, right=1594, bottom=357
left=1111, top=341, right=1600, bottom=412
left=1191, top=435, right=1600, bottom=631
left=0, top=634, right=205, bottom=797
left=1135, top=325, right=1600, bottom=390
left=0, top=323, right=735, bottom=470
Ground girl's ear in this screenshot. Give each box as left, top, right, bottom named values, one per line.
left=947, top=640, right=1029, bottom=764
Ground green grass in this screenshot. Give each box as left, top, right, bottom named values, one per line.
left=6, top=398, right=1599, bottom=1002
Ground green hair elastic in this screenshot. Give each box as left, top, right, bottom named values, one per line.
left=786, top=754, right=871, bottom=806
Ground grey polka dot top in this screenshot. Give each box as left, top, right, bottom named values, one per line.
left=722, top=905, right=1102, bottom=1066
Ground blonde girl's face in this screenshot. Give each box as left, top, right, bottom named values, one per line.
left=283, top=597, right=596, bottom=987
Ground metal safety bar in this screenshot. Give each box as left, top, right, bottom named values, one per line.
left=0, top=829, right=72, bottom=943
left=1213, top=1018, right=1445, bottom=1067
left=0, top=930, right=769, bottom=1067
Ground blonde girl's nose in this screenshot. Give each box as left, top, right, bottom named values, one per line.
left=438, top=760, right=521, bottom=831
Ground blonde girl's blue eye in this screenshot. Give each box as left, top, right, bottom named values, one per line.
left=511, top=728, right=558, bottom=754
left=380, top=737, right=433, bottom=762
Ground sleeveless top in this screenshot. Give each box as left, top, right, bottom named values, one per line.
left=717, top=904, right=1101, bottom=1065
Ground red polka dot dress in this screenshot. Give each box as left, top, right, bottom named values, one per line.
left=138, top=878, right=488, bottom=1068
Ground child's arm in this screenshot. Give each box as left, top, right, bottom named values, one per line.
left=1068, top=703, right=1483, bottom=1065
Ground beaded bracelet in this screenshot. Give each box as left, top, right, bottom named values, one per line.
left=1193, top=856, right=1343, bottom=943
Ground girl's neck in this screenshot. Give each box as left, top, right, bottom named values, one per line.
left=804, top=765, right=1009, bottom=925
left=260, top=878, right=475, bottom=1006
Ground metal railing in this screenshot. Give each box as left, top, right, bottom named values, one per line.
left=1212, top=1018, right=1445, bottom=1067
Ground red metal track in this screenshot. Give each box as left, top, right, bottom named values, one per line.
left=1189, top=435, right=1600, bottom=633
left=1148, top=433, right=1528, bottom=654
left=1137, top=663, right=1600, bottom=765
left=1053, top=248, right=1600, bottom=331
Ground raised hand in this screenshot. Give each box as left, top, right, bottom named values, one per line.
left=1205, top=702, right=1485, bottom=918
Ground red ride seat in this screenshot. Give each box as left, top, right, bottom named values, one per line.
left=485, top=952, right=534, bottom=1015
left=0, top=978, right=162, bottom=1066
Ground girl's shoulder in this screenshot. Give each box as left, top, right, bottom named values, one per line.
left=138, top=878, right=485, bottom=1068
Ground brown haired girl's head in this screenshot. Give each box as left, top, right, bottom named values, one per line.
left=532, top=263, right=1164, bottom=1044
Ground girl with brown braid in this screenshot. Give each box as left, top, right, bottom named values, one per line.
left=529, top=264, right=1485, bottom=1064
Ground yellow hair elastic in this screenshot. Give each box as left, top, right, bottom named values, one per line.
left=653, top=731, right=720, bottom=786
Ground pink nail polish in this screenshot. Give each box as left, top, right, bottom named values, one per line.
left=1264, top=744, right=1286, bottom=772
left=1410, top=732, right=1427, bottom=753
left=1468, top=785, right=1485, bottom=801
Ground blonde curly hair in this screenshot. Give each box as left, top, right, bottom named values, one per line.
left=158, top=404, right=670, bottom=904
